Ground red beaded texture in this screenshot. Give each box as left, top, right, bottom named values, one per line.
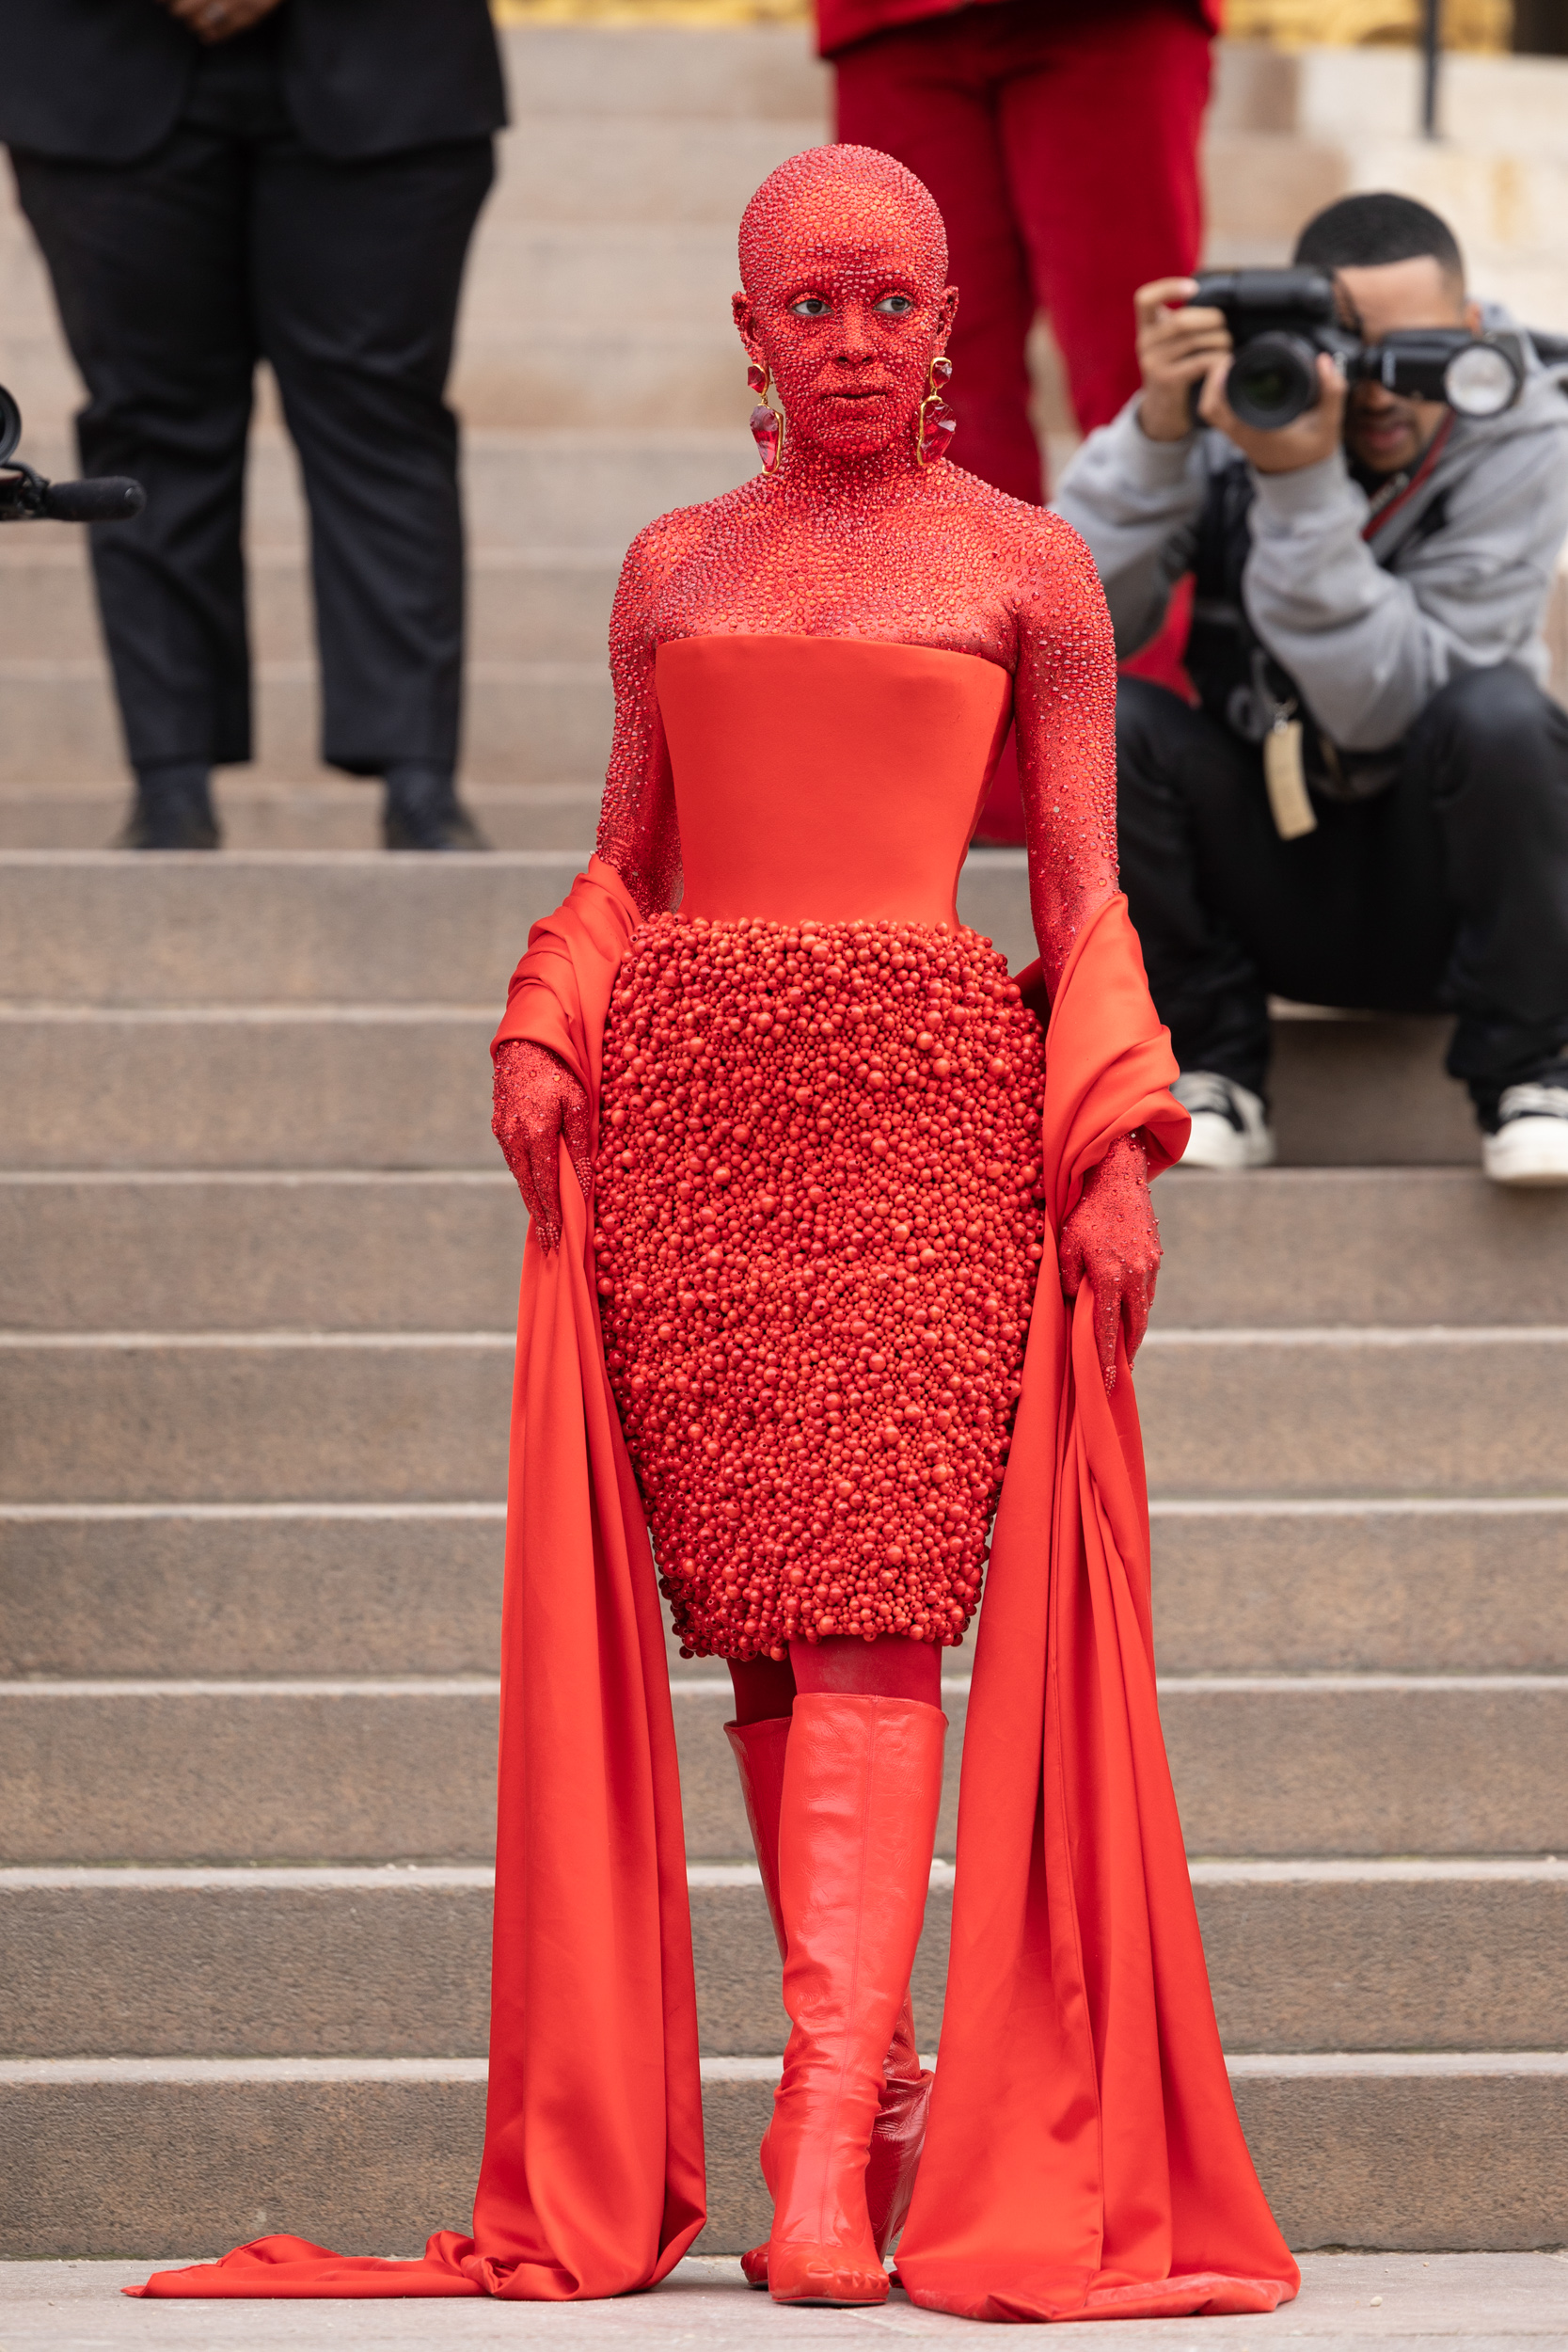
left=594, top=913, right=1046, bottom=1661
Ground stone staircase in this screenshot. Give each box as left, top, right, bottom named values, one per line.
left=2, top=23, right=1566, bottom=2264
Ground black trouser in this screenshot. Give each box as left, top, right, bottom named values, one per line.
left=10, top=104, right=492, bottom=774
left=1117, top=666, right=1568, bottom=1127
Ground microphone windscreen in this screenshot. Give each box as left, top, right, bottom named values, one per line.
left=42, top=476, right=146, bottom=522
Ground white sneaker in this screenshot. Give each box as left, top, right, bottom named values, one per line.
left=1171, top=1070, right=1277, bottom=1171
left=1482, top=1083, right=1568, bottom=1186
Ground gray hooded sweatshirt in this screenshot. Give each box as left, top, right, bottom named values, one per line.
left=1053, top=330, right=1568, bottom=754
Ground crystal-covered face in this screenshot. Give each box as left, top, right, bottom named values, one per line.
left=734, top=148, right=958, bottom=461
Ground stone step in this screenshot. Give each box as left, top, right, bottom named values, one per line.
left=1149, top=1500, right=1568, bottom=1676
left=1, top=2052, right=1563, bottom=2260
left=1135, top=1326, right=1568, bottom=1499
left=499, top=24, right=830, bottom=122
left=1158, top=1672, right=1568, bottom=1858
left=1258, top=1006, right=1478, bottom=1168
left=0, top=545, right=620, bottom=667
left=3, top=1327, right=1562, bottom=1504
left=0, top=1333, right=513, bottom=1502
left=4, top=1168, right=1563, bottom=1336
left=0, top=1507, right=511, bottom=1681
left=0, top=1173, right=526, bottom=1333
left=5, top=1500, right=1566, bottom=1682
left=4, top=1858, right=1565, bottom=2063
left=0, top=1674, right=823, bottom=1867
left=0, top=779, right=601, bottom=853
left=5, top=2256, right=1567, bottom=2337
left=1151, top=1168, right=1568, bottom=1327
left=459, top=223, right=755, bottom=329
left=0, top=660, right=613, bottom=787
left=1236, top=39, right=1568, bottom=161
left=0, top=1002, right=1488, bottom=1176
left=0, top=1867, right=504, bottom=2062
left=0, top=1007, right=503, bottom=1172
left=0, top=853, right=588, bottom=1007
left=5, top=1673, right=1566, bottom=1867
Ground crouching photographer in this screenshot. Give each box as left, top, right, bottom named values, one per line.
left=1054, top=192, right=1568, bottom=1184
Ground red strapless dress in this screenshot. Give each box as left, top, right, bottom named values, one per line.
left=594, top=636, right=1042, bottom=1661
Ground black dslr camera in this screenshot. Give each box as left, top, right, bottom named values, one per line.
left=1186, top=269, right=1567, bottom=432
left=0, top=382, right=145, bottom=523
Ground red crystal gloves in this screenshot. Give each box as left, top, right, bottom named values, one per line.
left=492, top=1037, right=594, bottom=1255
left=1057, top=1129, right=1163, bottom=1391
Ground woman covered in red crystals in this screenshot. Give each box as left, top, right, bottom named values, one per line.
left=132, top=146, right=1298, bottom=2323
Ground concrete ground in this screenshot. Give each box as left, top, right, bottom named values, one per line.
left=0, top=2256, right=1564, bottom=2349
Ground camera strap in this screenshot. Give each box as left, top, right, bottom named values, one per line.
left=1359, top=412, right=1453, bottom=543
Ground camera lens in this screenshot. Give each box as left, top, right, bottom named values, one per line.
left=0, top=385, right=21, bottom=469
left=1443, top=342, right=1520, bottom=419
left=1227, top=333, right=1322, bottom=430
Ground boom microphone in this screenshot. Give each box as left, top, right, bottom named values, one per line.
left=41, top=476, right=146, bottom=522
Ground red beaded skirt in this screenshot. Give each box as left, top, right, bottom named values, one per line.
left=593, top=913, right=1047, bottom=1662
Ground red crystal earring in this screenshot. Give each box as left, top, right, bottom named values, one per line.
left=916, top=355, right=956, bottom=467
left=748, top=361, right=784, bottom=474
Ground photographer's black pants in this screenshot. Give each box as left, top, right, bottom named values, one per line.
left=9, top=103, right=492, bottom=774
left=1117, top=668, right=1568, bottom=1128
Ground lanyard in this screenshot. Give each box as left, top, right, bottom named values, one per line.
left=1360, top=411, right=1454, bottom=542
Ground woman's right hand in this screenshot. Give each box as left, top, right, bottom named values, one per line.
left=1133, top=276, right=1230, bottom=444
left=158, top=0, right=287, bottom=44
left=491, top=1038, right=593, bottom=1254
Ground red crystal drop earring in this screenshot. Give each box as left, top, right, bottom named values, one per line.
left=916, top=355, right=956, bottom=468
left=748, top=361, right=784, bottom=474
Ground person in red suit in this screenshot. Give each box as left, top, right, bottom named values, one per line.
left=827, top=0, right=1216, bottom=835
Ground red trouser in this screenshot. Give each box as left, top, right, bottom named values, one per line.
left=834, top=0, right=1212, bottom=493
left=835, top=0, right=1211, bottom=835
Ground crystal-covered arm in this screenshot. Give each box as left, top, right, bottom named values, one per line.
left=1013, top=514, right=1163, bottom=1389
left=1014, top=510, right=1121, bottom=1000
left=593, top=515, right=695, bottom=918
left=495, top=516, right=701, bottom=1243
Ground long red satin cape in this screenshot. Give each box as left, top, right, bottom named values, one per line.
left=131, top=862, right=1296, bottom=2318
left=129, top=856, right=706, bottom=2302
left=895, top=898, right=1299, bottom=2324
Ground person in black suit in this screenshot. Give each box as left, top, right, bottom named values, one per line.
left=1, top=0, right=508, bottom=847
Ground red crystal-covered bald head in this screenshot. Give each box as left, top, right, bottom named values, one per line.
left=734, top=145, right=957, bottom=465
left=738, top=145, right=947, bottom=298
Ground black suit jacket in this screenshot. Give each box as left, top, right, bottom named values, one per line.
left=0, top=0, right=508, bottom=162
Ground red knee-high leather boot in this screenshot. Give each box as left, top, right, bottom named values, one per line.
left=724, top=1716, right=935, bottom=2287
left=761, top=1692, right=945, bottom=2306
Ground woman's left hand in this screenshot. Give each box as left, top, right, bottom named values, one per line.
left=1058, top=1130, right=1163, bottom=1391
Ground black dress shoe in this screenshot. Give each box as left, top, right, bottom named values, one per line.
left=117, top=763, right=221, bottom=850
left=382, top=763, right=491, bottom=851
